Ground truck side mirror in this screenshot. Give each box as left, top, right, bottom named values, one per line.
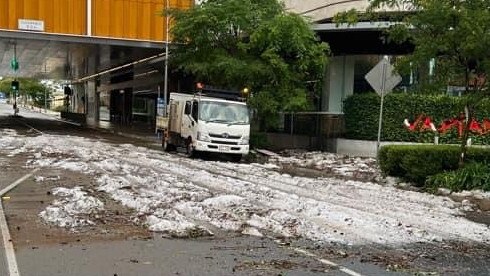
left=184, top=101, right=191, bottom=115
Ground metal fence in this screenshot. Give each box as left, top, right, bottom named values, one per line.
left=278, top=112, right=345, bottom=138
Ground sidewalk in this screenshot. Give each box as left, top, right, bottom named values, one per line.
left=91, top=120, right=161, bottom=145
left=20, top=105, right=61, bottom=118
left=19, top=105, right=161, bottom=145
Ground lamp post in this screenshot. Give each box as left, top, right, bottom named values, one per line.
left=44, top=87, right=47, bottom=112
left=163, top=0, right=170, bottom=116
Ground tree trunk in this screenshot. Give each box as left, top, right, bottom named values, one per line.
left=458, top=105, right=473, bottom=168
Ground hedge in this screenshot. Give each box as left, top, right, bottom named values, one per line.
left=343, top=93, right=490, bottom=144
left=378, top=145, right=490, bottom=185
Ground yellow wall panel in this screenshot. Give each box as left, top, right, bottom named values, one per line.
left=110, top=0, right=124, bottom=37
left=94, top=0, right=110, bottom=36
left=0, top=0, right=192, bottom=40
left=92, top=0, right=193, bottom=41
left=0, top=0, right=8, bottom=28
left=53, top=0, right=62, bottom=33
left=0, top=0, right=86, bottom=35
left=24, top=0, right=38, bottom=19
left=127, top=0, right=138, bottom=39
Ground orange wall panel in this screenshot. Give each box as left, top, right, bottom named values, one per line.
left=0, top=0, right=8, bottom=28
left=0, top=0, right=193, bottom=40
left=92, top=0, right=192, bottom=41
left=0, top=0, right=87, bottom=35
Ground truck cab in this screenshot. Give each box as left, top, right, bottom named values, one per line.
left=162, top=92, right=250, bottom=161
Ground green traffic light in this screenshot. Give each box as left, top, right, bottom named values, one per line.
left=11, top=80, right=19, bottom=91
left=10, top=58, right=19, bottom=71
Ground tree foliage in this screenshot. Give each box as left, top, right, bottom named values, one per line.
left=169, top=0, right=328, bottom=130
left=0, top=78, right=52, bottom=107
left=337, top=0, right=490, bottom=165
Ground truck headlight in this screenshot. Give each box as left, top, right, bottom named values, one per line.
left=197, top=131, right=211, bottom=142
left=238, top=135, right=249, bottom=145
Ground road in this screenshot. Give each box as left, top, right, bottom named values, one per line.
left=1, top=103, right=489, bottom=276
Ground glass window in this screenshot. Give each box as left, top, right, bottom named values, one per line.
left=199, top=101, right=249, bottom=124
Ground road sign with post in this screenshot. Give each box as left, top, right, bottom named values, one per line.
left=365, top=57, right=402, bottom=155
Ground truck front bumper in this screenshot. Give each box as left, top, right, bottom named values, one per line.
left=194, top=141, right=249, bottom=155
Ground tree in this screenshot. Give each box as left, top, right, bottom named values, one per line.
left=338, top=0, right=490, bottom=166
left=169, top=0, right=328, bottom=130
left=0, top=78, right=52, bottom=108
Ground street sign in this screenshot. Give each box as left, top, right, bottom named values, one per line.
left=365, top=57, right=402, bottom=156
left=365, top=58, right=402, bottom=96
left=18, top=19, right=45, bottom=32
left=157, top=97, right=166, bottom=116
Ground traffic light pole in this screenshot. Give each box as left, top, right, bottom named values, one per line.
left=13, top=88, right=18, bottom=116
left=163, top=0, right=170, bottom=117
left=11, top=43, right=19, bottom=116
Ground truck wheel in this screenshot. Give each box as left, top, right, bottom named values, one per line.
left=186, top=143, right=195, bottom=158
left=229, top=154, right=242, bottom=162
left=162, top=139, right=175, bottom=152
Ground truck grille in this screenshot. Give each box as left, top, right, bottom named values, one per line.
left=211, top=140, right=239, bottom=145
left=209, top=133, right=241, bottom=139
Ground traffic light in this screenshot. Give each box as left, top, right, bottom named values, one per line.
left=64, top=86, right=72, bottom=95
left=11, top=80, right=19, bottom=91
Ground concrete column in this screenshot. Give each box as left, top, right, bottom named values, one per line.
left=85, top=54, right=98, bottom=125
left=322, top=56, right=355, bottom=113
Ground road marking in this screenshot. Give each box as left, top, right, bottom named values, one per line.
left=290, top=247, right=365, bottom=276
left=19, top=122, right=43, bottom=135
left=0, top=169, right=40, bottom=196
left=11, top=117, right=44, bottom=135
left=0, top=204, right=20, bottom=276
left=0, top=169, right=39, bottom=276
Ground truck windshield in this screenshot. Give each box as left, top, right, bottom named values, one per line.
left=199, top=101, right=250, bottom=124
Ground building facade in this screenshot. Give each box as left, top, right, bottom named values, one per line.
left=0, top=0, right=192, bottom=40
left=285, top=0, right=411, bottom=115
left=0, top=0, right=193, bottom=129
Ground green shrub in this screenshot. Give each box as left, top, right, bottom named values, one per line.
left=343, top=93, right=490, bottom=144
left=378, top=146, right=405, bottom=177
left=378, top=145, right=490, bottom=186
left=427, top=163, right=490, bottom=192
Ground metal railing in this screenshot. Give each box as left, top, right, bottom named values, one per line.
left=278, top=112, right=345, bottom=138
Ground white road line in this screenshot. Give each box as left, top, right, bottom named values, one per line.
left=0, top=204, right=20, bottom=276
left=19, top=122, right=43, bottom=135
left=12, top=117, right=44, bottom=135
left=0, top=169, right=39, bottom=276
left=0, top=169, right=40, bottom=196
left=291, top=247, right=365, bottom=276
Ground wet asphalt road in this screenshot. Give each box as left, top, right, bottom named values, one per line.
left=0, top=104, right=403, bottom=276
left=1, top=103, right=490, bottom=276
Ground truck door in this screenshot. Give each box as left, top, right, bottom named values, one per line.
left=181, top=100, right=198, bottom=140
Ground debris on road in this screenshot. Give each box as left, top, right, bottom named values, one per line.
left=1, top=129, right=489, bottom=246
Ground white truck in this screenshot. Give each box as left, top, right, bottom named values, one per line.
left=160, top=92, right=250, bottom=161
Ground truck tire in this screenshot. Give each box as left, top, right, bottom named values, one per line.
left=185, top=137, right=195, bottom=158
left=162, top=139, right=175, bottom=152
left=161, top=133, right=175, bottom=152
left=186, top=143, right=195, bottom=158
left=229, top=154, right=242, bottom=162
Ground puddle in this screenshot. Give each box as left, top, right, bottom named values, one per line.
left=450, top=195, right=490, bottom=226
